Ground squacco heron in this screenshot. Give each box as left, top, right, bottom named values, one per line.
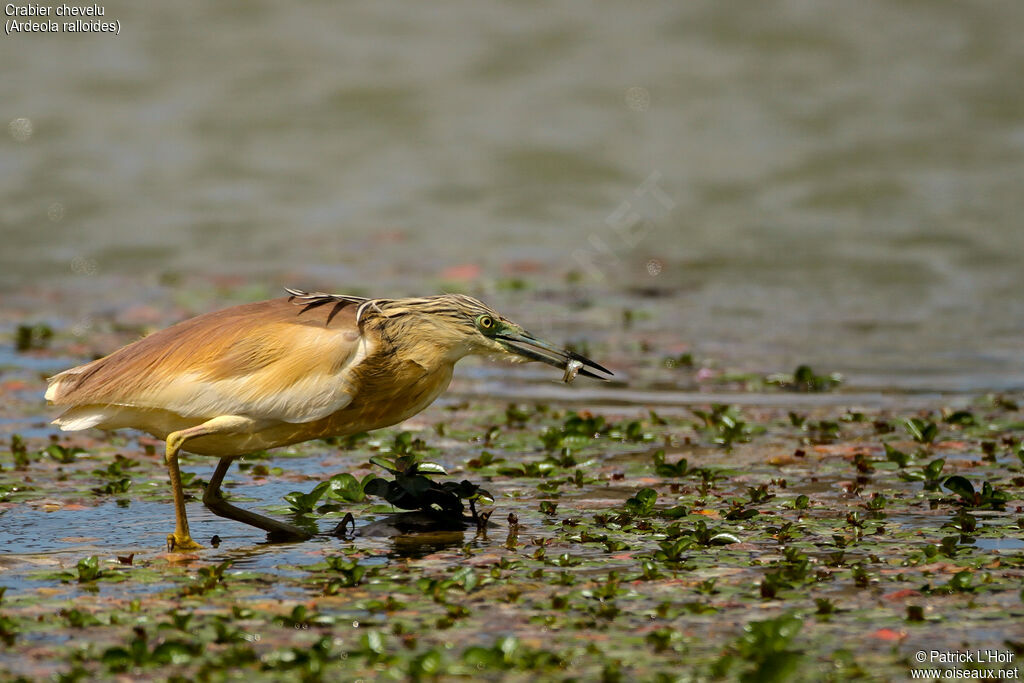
left=45, top=289, right=611, bottom=551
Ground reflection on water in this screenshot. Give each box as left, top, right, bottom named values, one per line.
left=3, top=3, right=1024, bottom=387
left=973, top=537, right=1024, bottom=552
left=385, top=531, right=468, bottom=560
left=0, top=500, right=172, bottom=554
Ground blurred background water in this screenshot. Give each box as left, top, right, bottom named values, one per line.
left=2, top=0, right=1023, bottom=392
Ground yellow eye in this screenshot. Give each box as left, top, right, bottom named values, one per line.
left=478, top=315, right=494, bottom=330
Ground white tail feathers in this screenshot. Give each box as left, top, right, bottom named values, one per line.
left=44, top=369, right=83, bottom=403
left=51, top=407, right=112, bottom=432
left=44, top=379, right=63, bottom=402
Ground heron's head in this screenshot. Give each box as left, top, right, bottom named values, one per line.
left=381, top=294, right=612, bottom=380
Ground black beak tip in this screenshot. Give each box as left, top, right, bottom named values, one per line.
left=576, top=366, right=613, bottom=381
left=566, top=350, right=613, bottom=378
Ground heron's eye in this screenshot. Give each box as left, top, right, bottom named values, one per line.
left=477, top=315, right=494, bottom=331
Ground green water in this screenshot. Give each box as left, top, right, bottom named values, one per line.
left=3, top=1, right=1024, bottom=391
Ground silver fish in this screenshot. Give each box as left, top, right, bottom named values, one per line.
left=562, top=359, right=583, bottom=384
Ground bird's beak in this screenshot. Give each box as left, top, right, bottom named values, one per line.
left=494, top=331, right=613, bottom=380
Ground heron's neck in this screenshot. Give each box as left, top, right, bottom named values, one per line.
left=374, top=318, right=472, bottom=371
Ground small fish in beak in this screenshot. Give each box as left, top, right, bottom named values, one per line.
left=562, top=359, right=583, bottom=384
left=495, top=330, right=613, bottom=381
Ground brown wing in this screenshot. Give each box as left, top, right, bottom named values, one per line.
left=46, top=296, right=371, bottom=424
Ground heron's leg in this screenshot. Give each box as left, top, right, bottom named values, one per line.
left=164, top=429, right=205, bottom=552
left=202, top=457, right=312, bottom=542
left=164, top=415, right=259, bottom=552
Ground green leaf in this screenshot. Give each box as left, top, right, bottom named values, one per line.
left=947, top=570, right=973, bottom=592
left=326, top=473, right=366, bottom=503
left=152, top=641, right=196, bottom=665
left=497, top=635, right=519, bottom=661
left=101, top=647, right=132, bottom=672
left=412, top=649, right=443, bottom=675
left=472, top=489, right=495, bottom=505
left=363, top=630, right=384, bottom=655
left=362, top=477, right=389, bottom=497
left=624, top=487, right=658, bottom=516
left=883, top=443, right=911, bottom=468
left=368, top=456, right=399, bottom=474
left=943, top=475, right=975, bottom=501
left=661, top=505, right=690, bottom=519
left=709, top=532, right=741, bottom=545
left=452, top=566, right=478, bottom=592
left=76, top=556, right=102, bottom=582
left=943, top=410, right=976, bottom=426
left=283, top=482, right=329, bottom=513
left=904, top=418, right=939, bottom=444
left=398, top=474, right=432, bottom=497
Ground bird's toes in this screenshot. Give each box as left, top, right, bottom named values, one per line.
left=166, top=533, right=204, bottom=552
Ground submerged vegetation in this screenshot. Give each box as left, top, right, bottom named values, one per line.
left=1, top=391, right=1023, bottom=681
left=0, top=309, right=1021, bottom=680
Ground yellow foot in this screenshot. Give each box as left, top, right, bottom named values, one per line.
left=166, top=533, right=204, bottom=552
